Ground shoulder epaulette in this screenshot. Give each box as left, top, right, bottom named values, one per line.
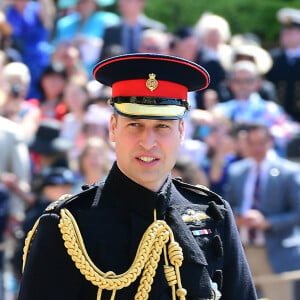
left=44, top=193, right=74, bottom=213
left=43, top=183, right=100, bottom=214
left=172, top=177, right=224, bottom=205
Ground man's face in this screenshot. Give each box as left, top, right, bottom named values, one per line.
left=109, top=114, right=184, bottom=191
left=280, top=27, right=300, bottom=49
left=118, top=0, right=145, bottom=18
left=229, top=70, right=261, bottom=100
left=247, top=128, right=272, bottom=163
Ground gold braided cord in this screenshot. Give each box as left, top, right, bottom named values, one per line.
left=59, top=208, right=187, bottom=300
left=22, top=217, right=41, bottom=272
left=135, top=231, right=169, bottom=300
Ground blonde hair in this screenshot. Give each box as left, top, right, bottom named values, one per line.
left=195, top=12, right=231, bottom=43
left=2, top=62, right=31, bottom=86
left=140, top=28, right=171, bottom=51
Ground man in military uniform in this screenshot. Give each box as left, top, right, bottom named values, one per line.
left=266, top=7, right=300, bottom=122
left=18, top=53, right=256, bottom=299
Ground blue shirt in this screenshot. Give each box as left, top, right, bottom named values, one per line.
left=54, top=11, right=120, bottom=42
left=216, top=93, right=285, bottom=127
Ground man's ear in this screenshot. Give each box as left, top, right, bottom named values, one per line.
left=179, top=119, right=185, bottom=144
left=109, top=114, right=117, bottom=142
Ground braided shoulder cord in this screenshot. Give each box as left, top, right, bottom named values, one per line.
left=59, top=208, right=187, bottom=300
left=22, top=218, right=41, bottom=272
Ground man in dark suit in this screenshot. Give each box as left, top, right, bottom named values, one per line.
left=100, top=0, right=166, bottom=60
left=19, top=53, right=256, bottom=299
left=225, top=123, right=300, bottom=299
left=266, top=7, right=300, bottom=122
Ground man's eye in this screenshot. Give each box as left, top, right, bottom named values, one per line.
left=157, top=124, right=169, bottom=128
left=129, top=123, right=139, bottom=127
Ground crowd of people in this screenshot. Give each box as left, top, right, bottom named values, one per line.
left=0, top=0, right=299, bottom=299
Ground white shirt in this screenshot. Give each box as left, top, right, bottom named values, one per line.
left=240, top=156, right=275, bottom=246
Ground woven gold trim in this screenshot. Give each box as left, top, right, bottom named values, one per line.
left=58, top=208, right=187, bottom=300
left=22, top=217, right=41, bottom=272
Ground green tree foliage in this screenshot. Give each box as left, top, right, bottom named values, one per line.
left=144, top=0, right=300, bottom=49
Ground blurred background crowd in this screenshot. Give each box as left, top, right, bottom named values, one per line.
left=0, top=0, right=299, bottom=299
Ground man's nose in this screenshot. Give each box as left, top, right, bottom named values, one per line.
left=139, top=128, right=157, bottom=150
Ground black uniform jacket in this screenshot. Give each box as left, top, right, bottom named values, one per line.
left=18, top=163, right=256, bottom=300
left=266, top=48, right=300, bottom=122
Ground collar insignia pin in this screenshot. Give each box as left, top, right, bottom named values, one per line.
left=182, top=210, right=210, bottom=224
left=146, top=73, right=158, bottom=91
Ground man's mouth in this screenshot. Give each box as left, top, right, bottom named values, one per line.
left=137, top=156, right=158, bottom=162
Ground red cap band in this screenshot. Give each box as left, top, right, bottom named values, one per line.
left=112, top=79, right=188, bottom=99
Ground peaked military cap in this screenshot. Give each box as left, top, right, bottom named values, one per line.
left=93, top=53, right=210, bottom=119
left=277, top=8, right=300, bottom=29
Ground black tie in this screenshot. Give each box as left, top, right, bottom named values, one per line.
left=252, top=166, right=261, bottom=209
left=127, top=26, right=135, bottom=53
left=249, top=165, right=261, bottom=243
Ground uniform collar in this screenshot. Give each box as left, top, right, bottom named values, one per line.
left=101, top=162, right=172, bottom=220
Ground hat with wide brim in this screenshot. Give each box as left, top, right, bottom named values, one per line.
left=29, top=120, right=73, bottom=155
left=221, top=44, right=273, bottom=75
left=277, top=7, right=300, bottom=28
left=93, top=53, right=210, bottom=119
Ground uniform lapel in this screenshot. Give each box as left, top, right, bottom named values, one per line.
left=166, top=206, right=208, bottom=265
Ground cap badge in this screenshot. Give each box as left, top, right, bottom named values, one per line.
left=146, top=73, right=158, bottom=92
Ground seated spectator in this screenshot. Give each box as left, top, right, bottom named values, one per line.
left=0, top=62, right=41, bottom=141
left=5, top=0, right=56, bottom=98
left=138, top=28, right=171, bottom=54
left=51, top=41, right=88, bottom=84
left=219, top=33, right=278, bottom=102
left=170, top=26, right=199, bottom=62
left=80, top=103, right=111, bottom=140
left=61, top=80, right=90, bottom=142
left=201, top=89, right=220, bottom=111
left=38, top=64, right=68, bottom=121
left=170, top=27, right=218, bottom=114
left=194, top=12, right=232, bottom=64
left=65, top=82, right=114, bottom=167
left=74, top=136, right=114, bottom=192
left=193, top=13, right=229, bottom=108
left=54, top=0, right=119, bottom=75
left=60, top=80, right=91, bottom=164
left=29, top=119, right=72, bottom=176
left=225, top=123, right=300, bottom=299
left=266, top=7, right=300, bottom=122
left=197, top=112, right=235, bottom=197
left=229, top=123, right=251, bottom=161
left=179, top=109, right=211, bottom=167
left=100, top=0, right=166, bottom=60
left=214, top=60, right=300, bottom=156
left=0, top=116, right=32, bottom=290
left=187, top=109, right=236, bottom=197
